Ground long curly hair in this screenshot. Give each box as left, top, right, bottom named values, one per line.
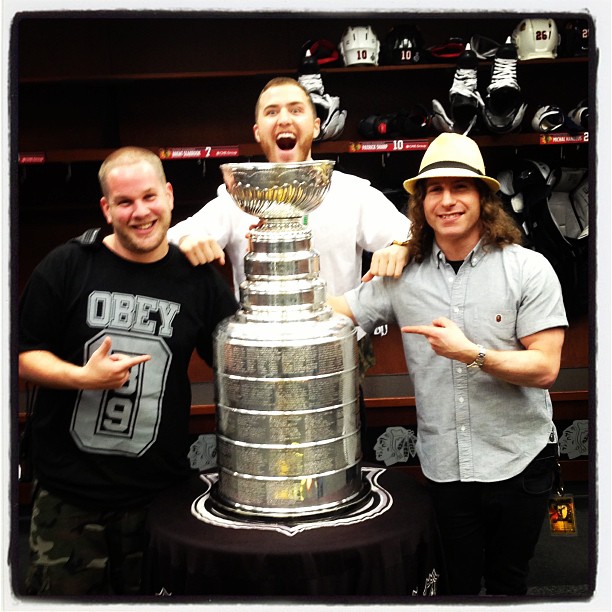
left=407, top=178, right=522, bottom=263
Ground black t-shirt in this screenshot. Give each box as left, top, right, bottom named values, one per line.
left=19, top=233, right=238, bottom=510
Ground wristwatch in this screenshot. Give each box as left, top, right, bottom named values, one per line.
left=390, top=239, right=410, bottom=247
left=467, top=344, right=487, bottom=369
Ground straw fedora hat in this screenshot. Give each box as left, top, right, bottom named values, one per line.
left=403, top=132, right=501, bottom=195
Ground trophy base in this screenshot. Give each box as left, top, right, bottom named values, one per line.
left=208, top=477, right=372, bottom=524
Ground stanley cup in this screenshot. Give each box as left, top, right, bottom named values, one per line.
left=211, top=161, right=367, bottom=519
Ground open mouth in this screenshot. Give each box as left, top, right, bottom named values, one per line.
left=276, top=133, right=296, bottom=151
left=133, top=221, right=156, bottom=231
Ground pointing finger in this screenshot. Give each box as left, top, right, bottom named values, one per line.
left=110, top=353, right=152, bottom=368
left=401, top=325, right=432, bottom=336
left=126, top=354, right=151, bottom=368
left=361, top=270, right=375, bottom=283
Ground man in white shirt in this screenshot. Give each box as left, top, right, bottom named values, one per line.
left=167, top=77, right=411, bottom=294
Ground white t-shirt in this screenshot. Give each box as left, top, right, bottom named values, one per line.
left=167, top=170, right=411, bottom=297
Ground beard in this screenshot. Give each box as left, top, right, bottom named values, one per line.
left=113, top=211, right=171, bottom=256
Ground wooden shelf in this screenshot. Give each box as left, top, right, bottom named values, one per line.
left=18, top=56, right=587, bottom=85
left=18, top=132, right=589, bottom=165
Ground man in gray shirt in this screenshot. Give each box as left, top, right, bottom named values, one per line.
left=330, top=132, right=567, bottom=596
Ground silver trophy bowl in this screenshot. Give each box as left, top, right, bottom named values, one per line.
left=220, top=160, right=335, bottom=219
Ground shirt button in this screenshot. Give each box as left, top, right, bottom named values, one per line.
left=458, top=397, right=464, bottom=403
left=460, top=425, right=466, bottom=432
left=453, top=306, right=459, bottom=313
left=456, top=367, right=462, bottom=374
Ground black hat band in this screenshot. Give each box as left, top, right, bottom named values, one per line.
left=418, top=160, right=484, bottom=176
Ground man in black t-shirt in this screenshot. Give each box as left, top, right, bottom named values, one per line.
left=19, top=147, right=238, bottom=595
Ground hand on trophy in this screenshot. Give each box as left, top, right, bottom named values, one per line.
left=245, top=219, right=266, bottom=252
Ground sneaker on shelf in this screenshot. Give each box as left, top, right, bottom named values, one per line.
left=449, top=43, right=483, bottom=134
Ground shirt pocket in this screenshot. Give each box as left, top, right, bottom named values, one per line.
left=468, top=308, right=518, bottom=346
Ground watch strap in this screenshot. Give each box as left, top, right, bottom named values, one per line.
left=467, top=344, right=486, bottom=369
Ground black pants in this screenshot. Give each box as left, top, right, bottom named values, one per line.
left=426, top=444, right=558, bottom=596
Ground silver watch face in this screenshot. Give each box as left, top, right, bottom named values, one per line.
left=468, top=346, right=486, bottom=368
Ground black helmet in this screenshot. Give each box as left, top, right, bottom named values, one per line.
left=558, top=19, right=589, bottom=57
left=500, top=159, right=558, bottom=200
left=383, top=25, right=423, bottom=65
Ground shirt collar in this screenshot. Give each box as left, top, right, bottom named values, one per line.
left=432, top=237, right=486, bottom=268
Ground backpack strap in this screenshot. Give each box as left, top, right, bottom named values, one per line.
left=73, top=228, right=102, bottom=248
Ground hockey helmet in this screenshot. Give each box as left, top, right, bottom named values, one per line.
left=359, top=114, right=397, bottom=139
left=497, top=158, right=557, bottom=213
left=511, top=18, right=559, bottom=60
left=427, top=38, right=466, bottom=62
left=300, top=39, right=341, bottom=69
left=358, top=106, right=431, bottom=139
left=558, top=19, right=589, bottom=57
left=512, top=158, right=557, bottom=193
left=396, top=105, right=432, bottom=137
left=339, top=26, right=380, bottom=66
left=382, top=25, right=423, bottom=65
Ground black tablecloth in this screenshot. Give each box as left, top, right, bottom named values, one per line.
left=146, top=467, right=445, bottom=598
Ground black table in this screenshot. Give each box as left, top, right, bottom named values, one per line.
left=146, top=466, right=445, bottom=598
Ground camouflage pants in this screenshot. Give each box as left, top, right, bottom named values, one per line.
left=25, top=486, right=148, bottom=596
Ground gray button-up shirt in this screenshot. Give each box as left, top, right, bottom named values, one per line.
left=346, top=240, right=568, bottom=483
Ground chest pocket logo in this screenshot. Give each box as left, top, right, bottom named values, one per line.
left=470, top=308, right=517, bottom=342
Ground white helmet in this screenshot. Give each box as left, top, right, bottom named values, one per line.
left=339, top=26, right=380, bottom=66
left=511, top=18, right=559, bottom=60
